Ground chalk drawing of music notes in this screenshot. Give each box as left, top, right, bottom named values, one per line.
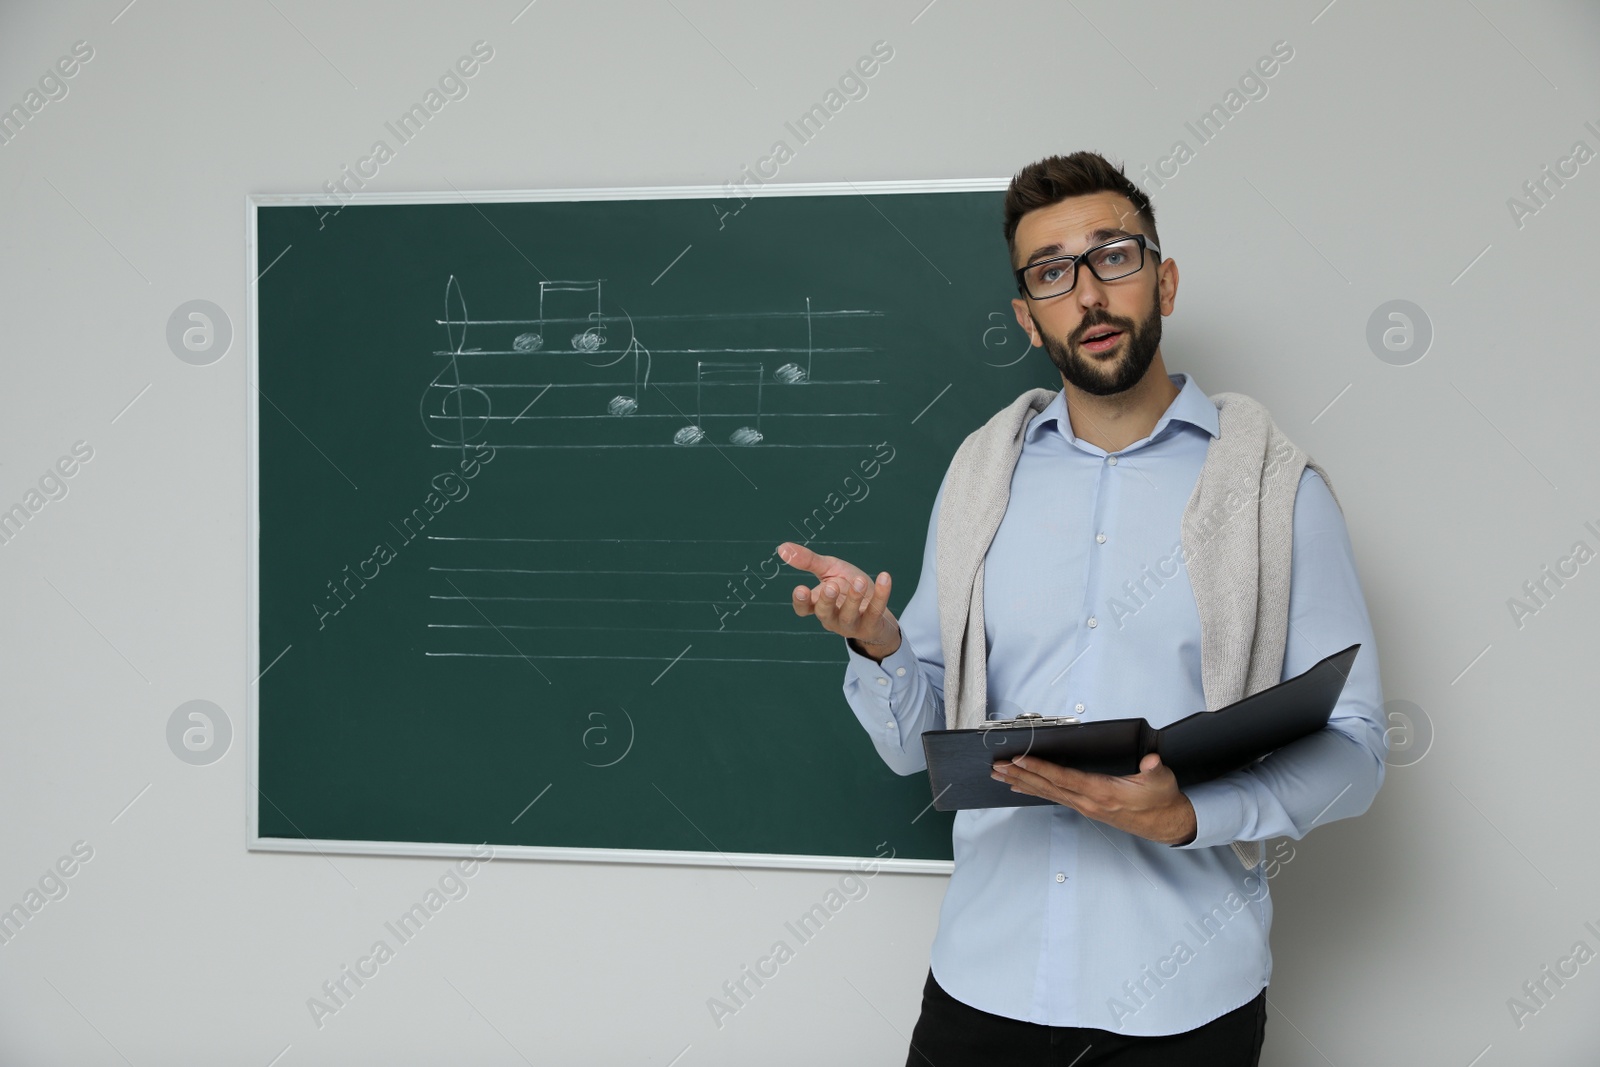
left=594, top=331, right=651, bottom=416
left=444, top=274, right=472, bottom=354
left=425, top=275, right=492, bottom=456
left=673, top=361, right=765, bottom=446
left=512, top=280, right=606, bottom=353
left=773, top=296, right=813, bottom=385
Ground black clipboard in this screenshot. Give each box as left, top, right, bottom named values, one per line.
left=920, top=643, right=1360, bottom=811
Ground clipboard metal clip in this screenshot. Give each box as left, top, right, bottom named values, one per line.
left=976, top=712, right=1081, bottom=730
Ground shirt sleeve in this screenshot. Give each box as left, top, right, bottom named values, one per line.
left=1173, top=466, right=1389, bottom=851
left=839, top=468, right=950, bottom=776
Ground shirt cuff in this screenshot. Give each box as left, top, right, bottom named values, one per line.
left=844, top=633, right=920, bottom=700
left=1171, top=777, right=1249, bottom=850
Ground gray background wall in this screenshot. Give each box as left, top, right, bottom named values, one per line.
left=3, top=1, right=1599, bottom=1063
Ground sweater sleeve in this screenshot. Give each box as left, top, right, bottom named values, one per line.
left=839, top=470, right=949, bottom=776
left=1173, top=466, right=1389, bottom=851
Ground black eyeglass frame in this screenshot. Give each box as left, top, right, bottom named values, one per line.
left=1013, top=234, right=1162, bottom=300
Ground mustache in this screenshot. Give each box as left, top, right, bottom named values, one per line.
left=1076, top=317, right=1129, bottom=341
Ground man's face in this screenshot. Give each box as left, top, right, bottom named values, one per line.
left=1009, top=191, right=1176, bottom=397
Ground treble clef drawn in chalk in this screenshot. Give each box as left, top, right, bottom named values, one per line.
left=673, top=361, right=765, bottom=446
left=512, top=280, right=607, bottom=354
left=774, top=296, right=813, bottom=384
left=421, top=274, right=492, bottom=459
left=583, top=304, right=651, bottom=416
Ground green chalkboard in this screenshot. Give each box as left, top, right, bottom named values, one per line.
left=247, top=181, right=1054, bottom=869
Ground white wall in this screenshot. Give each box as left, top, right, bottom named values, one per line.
left=3, top=1, right=1599, bottom=1063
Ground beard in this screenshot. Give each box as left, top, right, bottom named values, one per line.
left=1038, top=295, right=1163, bottom=397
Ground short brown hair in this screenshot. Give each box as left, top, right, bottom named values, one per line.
left=1002, top=152, right=1160, bottom=275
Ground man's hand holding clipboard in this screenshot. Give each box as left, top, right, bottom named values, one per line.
left=989, top=750, right=1198, bottom=846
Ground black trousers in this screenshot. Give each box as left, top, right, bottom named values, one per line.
left=904, top=968, right=1266, bottom=1067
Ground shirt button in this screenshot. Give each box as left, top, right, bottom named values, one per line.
left=885, top=721, right=894, bottom=728
left=895, top=667, right=906, bottom=676
left=1087, top=616, right=1098, bottom=628
left=1055, top=872, right=1067, bottom=883
left=1075, top=703, right=1085, bottom=712
left=1095, top=532, right=1106, bottom=543
left=876, top=677, right=888, bottom=686
left=1107, top=456, right=1118, bottom=466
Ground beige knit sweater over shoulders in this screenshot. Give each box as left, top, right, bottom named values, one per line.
left=933, top=386, right=1338, bottom=871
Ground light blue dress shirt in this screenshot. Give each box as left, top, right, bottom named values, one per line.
left=842, top=372, right=1387, bottom=1035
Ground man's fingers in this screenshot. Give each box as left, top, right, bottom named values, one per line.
left=786, top=559, right=892, bottom=641
left=996, top=757, right=1091, bottom=798
left=829, top=578, right=859, bottom=628
left=817, top=578, right=845, bottom=621
left=994, top=760, right=1093, bottom=810
left=777, top=543, right=876, bottom=601
left=860, top=571, right=891, bottom=622
left=776, top=542, right=836, bottom=580
left=834, top=572, right=886, bottom=629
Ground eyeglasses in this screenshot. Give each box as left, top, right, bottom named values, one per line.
left=1014, top=235, right=1160, bottom=300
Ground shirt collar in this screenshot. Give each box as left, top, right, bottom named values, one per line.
left=1024, top=372, right=1220, bottom=449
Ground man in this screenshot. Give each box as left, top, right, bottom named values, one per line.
left=777, top=151, right=1387, bottom=1065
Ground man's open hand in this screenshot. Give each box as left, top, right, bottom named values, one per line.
left=992, top=752, right=1198, bottom=846
left=777, top=541, right=900, bottom=652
